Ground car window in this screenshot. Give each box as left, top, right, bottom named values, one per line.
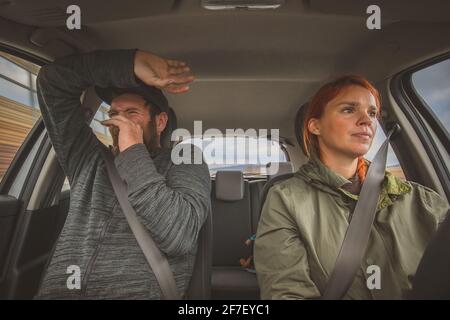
left=0, top=51, right=41, bottom=183
left=0, top=49, right=111, bottom=186
left=90, top=102, right=113, bottom=146
left=411, top=58, right=450, bottom=135
left=180, top=136, right=288, bottom=178
left=364, top=120, right=405, bottom=179
left=62, top=102, right=112, bottom=191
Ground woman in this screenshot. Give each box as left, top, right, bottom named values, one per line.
left=254, top=75, right=449, bottom=299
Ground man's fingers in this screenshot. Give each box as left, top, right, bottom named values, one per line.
left=167, top=80, right=193, bottom=89
left=103, top=115, right=130, bottom=123
left=165, top=85, right=191, bottom=94
left=169, top=66, right=191, bottom=75
left=100, top=116, right=129, bottom=128
left=100, top=119, right=119, bottom=128
left=151, top=74, right=194, bottom=92
left=168, top=74, right=195, bottom=85
left=167, top=59, right=187, bottom=67
left=165, top=78, right=195, bottom=93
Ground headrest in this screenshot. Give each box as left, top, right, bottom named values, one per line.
left=266, top=162, right=294, bottom=180
left=294, top=102, right=309, bottom=156
left=215, top=171, right=244, bottom=201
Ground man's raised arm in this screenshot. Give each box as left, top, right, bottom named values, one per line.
left=37, top=49, right=139, bottom=184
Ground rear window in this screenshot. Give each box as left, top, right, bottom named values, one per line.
left=180, top=136, right=288, bottom=178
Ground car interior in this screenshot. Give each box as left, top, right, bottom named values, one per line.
left=0, top=0, right=449, bottom=300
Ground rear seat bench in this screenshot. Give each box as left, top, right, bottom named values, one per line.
left=210, top=162, right=294, bottom=300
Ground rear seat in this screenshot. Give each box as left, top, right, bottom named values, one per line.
left=211, top=171, right=259, bottom=299
left=210, top=163, right=294, bottom=299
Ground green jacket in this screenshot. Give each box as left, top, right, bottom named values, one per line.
left=254, top=158, right=449, bottom=300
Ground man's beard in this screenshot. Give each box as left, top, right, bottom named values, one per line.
left=110, top=121, right=159, bottom=156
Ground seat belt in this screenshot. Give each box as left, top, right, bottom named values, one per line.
left=101, top=149, right=181, bottom=300
left=322, top=124, right=400, bottom=300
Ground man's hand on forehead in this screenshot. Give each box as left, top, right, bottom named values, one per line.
left=134, top=50, right=195, bottom=94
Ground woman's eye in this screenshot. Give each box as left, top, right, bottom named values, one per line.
left=368, top=110, right=378, bottom=117
left=342, top=107, right=354, bottom=113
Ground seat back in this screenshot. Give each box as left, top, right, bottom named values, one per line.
left=212, top=171, right=251, bottom=266
left=257, top=163, right=294, bottom=217
left=210, top=171, right=260, bottom=299
left=266, top=161, right=294, bottom=180
left=185, top=211, right=213, bottom=299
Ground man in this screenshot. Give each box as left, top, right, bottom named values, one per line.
left=35, top=49, right=211, bottom=299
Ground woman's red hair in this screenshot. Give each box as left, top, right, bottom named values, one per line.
left=302, top=75, right=381, bottom=183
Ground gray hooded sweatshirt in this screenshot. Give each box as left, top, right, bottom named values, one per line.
left=35, top=49, right=211, bottom=299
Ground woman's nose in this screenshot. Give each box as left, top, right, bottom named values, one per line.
left=357, top=111, right=374, bottom=126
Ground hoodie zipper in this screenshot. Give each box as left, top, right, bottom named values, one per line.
left=81, top=207, right=115, bottom=296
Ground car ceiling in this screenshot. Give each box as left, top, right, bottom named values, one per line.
left=1, top=0, right=450, bottom=139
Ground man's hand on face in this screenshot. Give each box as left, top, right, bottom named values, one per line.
left=100, top=115, right=144, bottom=152
left=134, top=50, right=194, bottom=94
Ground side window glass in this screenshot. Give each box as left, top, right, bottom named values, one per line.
left=90, top=102, right=112, bottom=146
left=411, top=58, right=450, bottom=135
left=0, top=51, right=41, bottom=183
left=62, top=103, right=112, bottom=192
left=365, top=120, right=405, bottom=179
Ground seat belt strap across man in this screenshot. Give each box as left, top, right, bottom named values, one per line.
left=101, top=149, right=181, bottom=300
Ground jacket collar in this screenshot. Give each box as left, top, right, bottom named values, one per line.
left=296, top=155, right=353, bottom=190
left=296, top=156, right=412, bottom=210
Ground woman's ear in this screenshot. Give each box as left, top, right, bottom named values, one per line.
left=307, top=118, right=321, bottom=136
left=155, top=112, right=168, bottom=135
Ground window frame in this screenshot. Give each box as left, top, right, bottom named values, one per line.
left=391, top=51, right=450, bottom=199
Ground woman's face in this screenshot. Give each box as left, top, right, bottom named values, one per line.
left=308, top=85, right=379, bottom=160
